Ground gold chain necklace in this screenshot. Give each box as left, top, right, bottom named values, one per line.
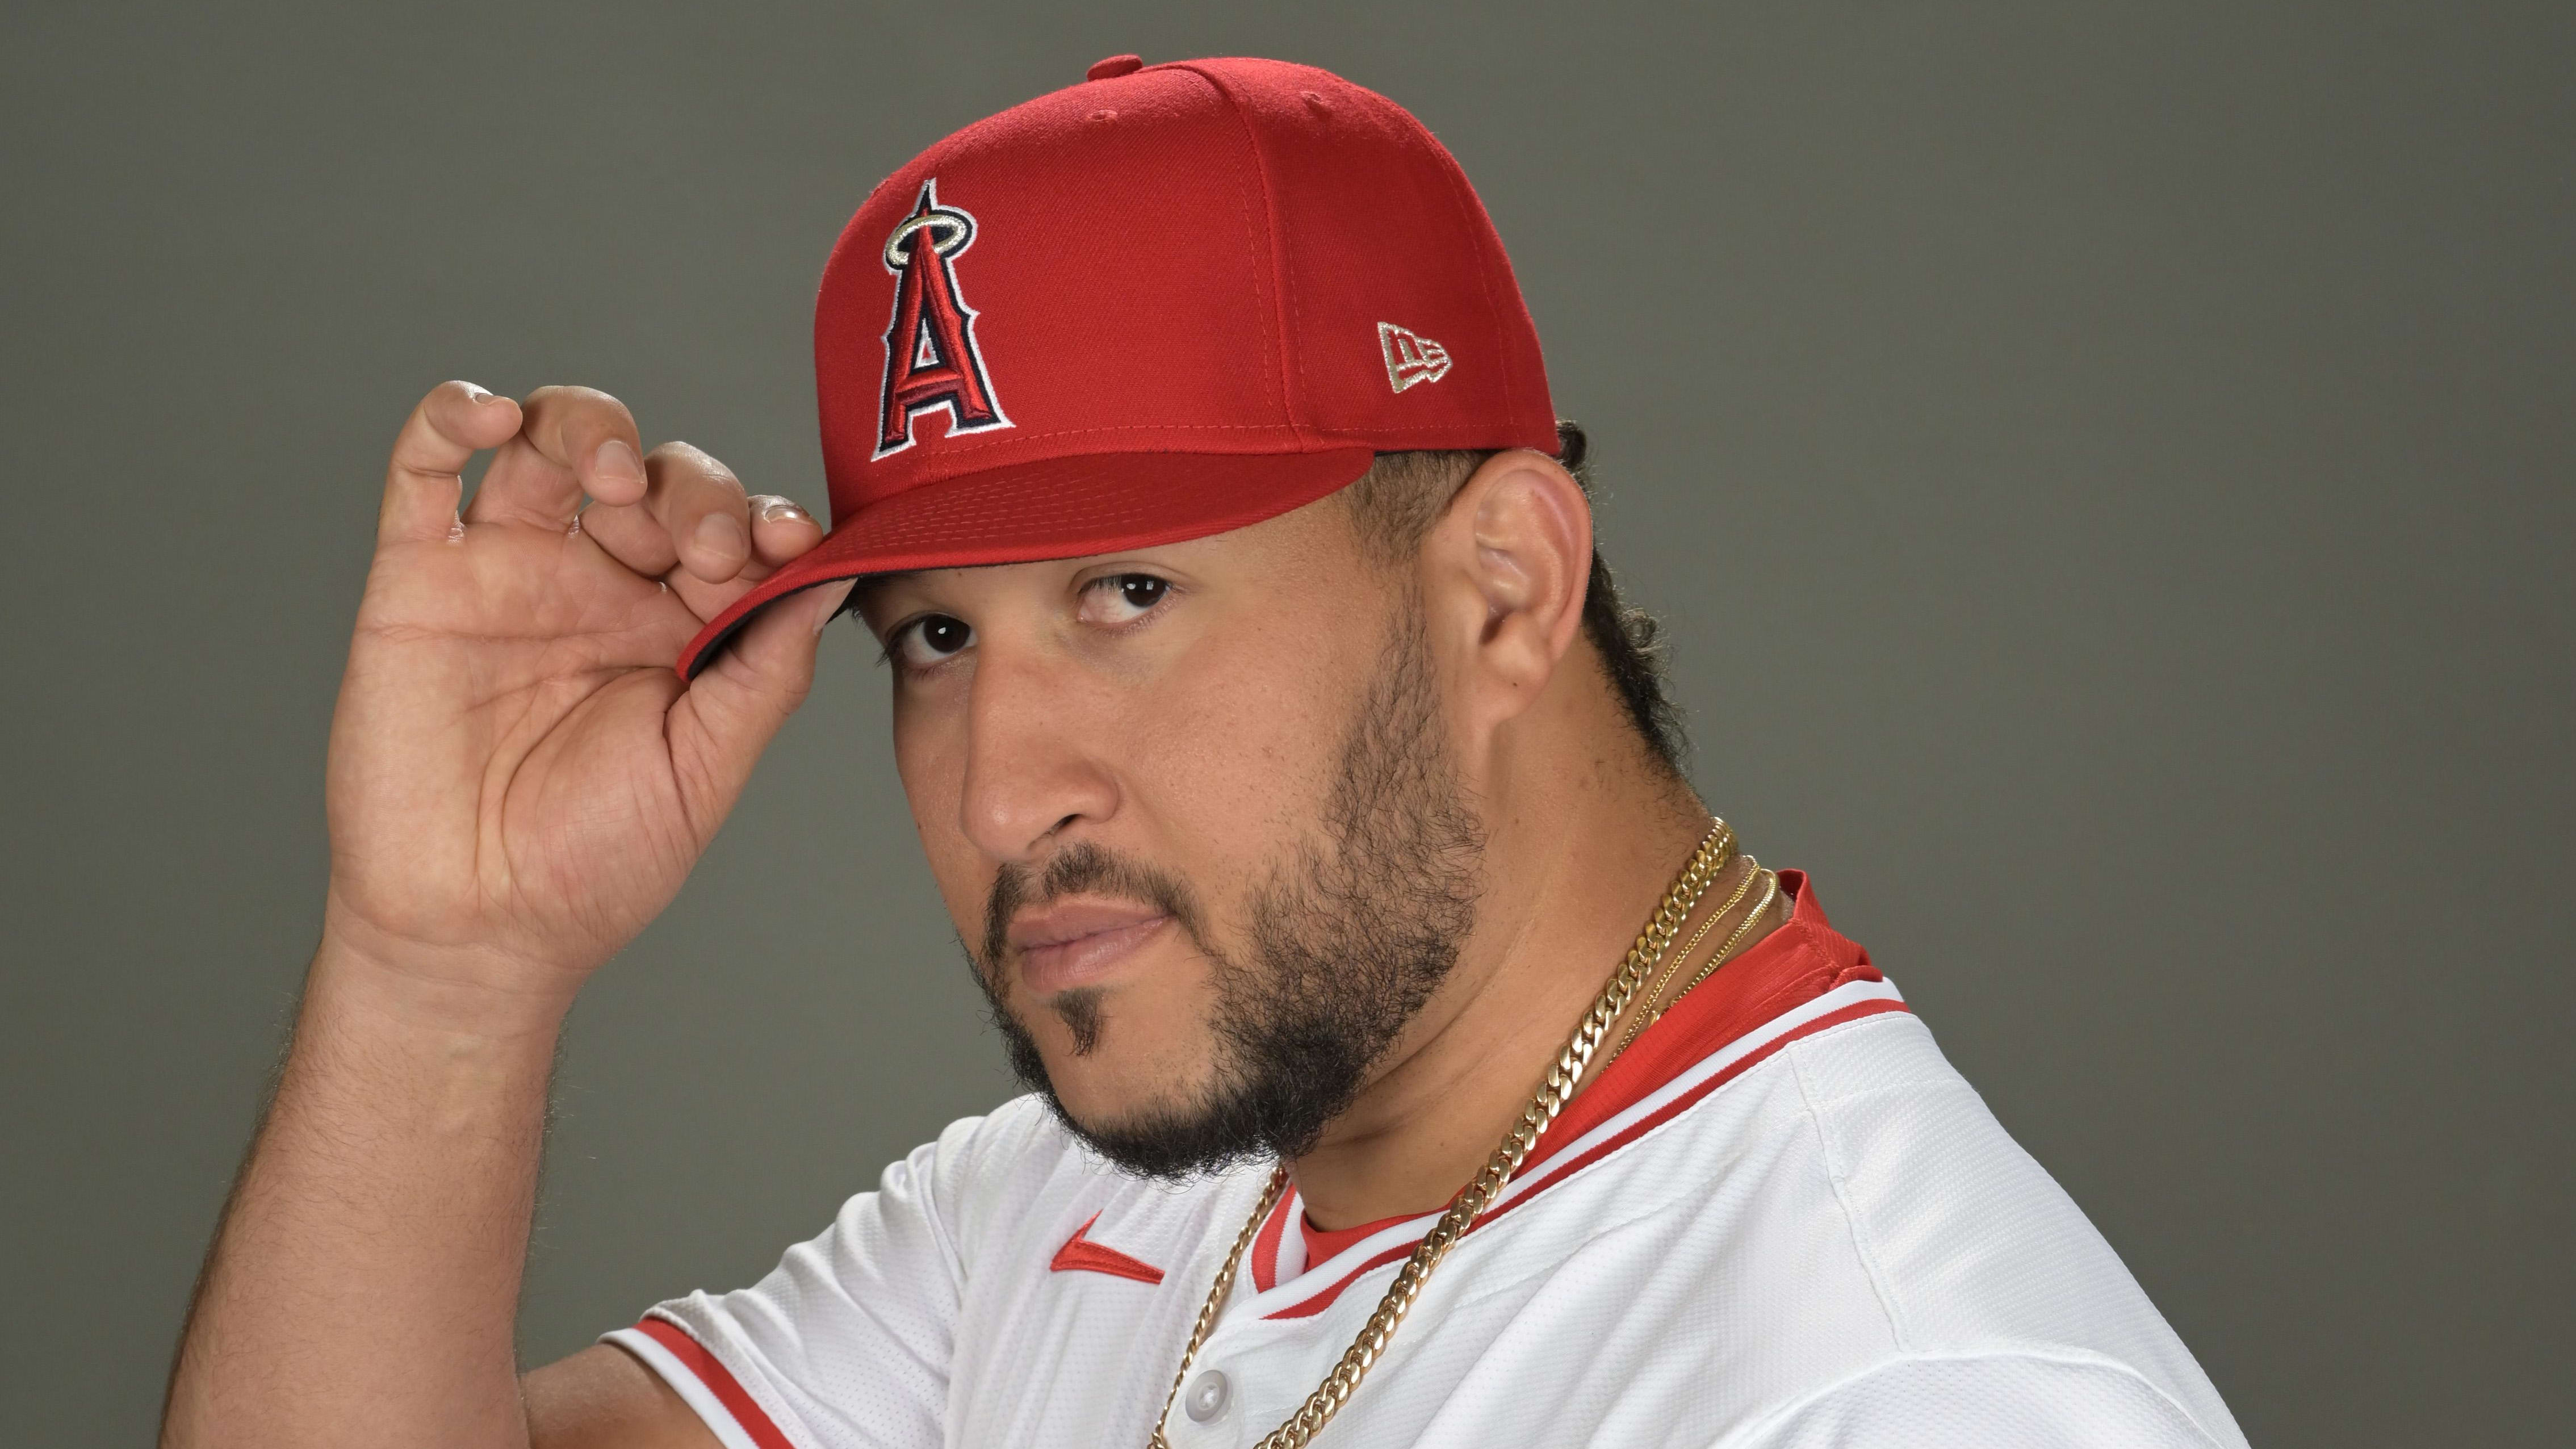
left=1616, top=851, right=1758, bottom=1057
left=1144, top=818, right=1738, bottom=1449
left=1609, top=856, right=1780, bottom=1062
left=1673, top=870, right=1779, bottom=1003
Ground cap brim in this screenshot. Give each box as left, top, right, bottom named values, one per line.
left=676, top=446, right=1376, bottom=678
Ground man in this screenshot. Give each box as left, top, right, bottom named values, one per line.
left=162, top=55, right=2247, bottom=1449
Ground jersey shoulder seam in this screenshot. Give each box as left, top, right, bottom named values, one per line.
left=1787, top=1033, right=1915, bottom=1352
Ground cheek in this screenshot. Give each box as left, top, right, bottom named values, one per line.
left=892, top=696, right=985, bottom=941
left=1124, top=607, right=1357, bottom=877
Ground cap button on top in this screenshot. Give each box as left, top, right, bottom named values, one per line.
left=1086, top=53, right=1144, bottom=81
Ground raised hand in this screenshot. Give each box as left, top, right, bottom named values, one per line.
left=322, top=381, right=853, bottom=1011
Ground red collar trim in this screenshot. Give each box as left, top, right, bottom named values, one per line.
left=1522, top=869, right=1879, bottom=1172
left=1245, top=870, right=1905, bottom=1317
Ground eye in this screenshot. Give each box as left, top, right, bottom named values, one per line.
left=1078, top=573, right=1172, bottom=627
left=890, top=613, right=974, bottom=670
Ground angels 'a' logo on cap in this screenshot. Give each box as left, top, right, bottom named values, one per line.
left=876, top=179, right=1012, bottom=458
left=1377, top=321, right=1452, bottom=393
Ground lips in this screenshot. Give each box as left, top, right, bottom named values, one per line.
left=1008, top=898, right=1172, bottom=996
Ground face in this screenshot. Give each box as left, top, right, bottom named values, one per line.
left=855, top=496, right=1484, bottom=1178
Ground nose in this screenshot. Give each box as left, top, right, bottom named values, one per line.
left=957, top=637, right=1122, bottom=864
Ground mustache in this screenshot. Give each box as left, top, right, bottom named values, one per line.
left=979, top=841, right=1208, bottom=981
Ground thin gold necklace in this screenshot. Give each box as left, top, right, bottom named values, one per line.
left=1615, top=850, right=1759, bottom=1058
left=1609, top=856, right=1781, bottom=1063
left=1674, top=870, right=1779, bottom=1004
left=1144, top=818, right=1737, bottom=1449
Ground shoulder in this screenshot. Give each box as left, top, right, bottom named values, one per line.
left=902, top=1092, right=1096, bottom=1236
left=1724, top=1349, right=2244, bottom=1449
left=916, top=1091, right=1072, bottom=1189
left=904, top=1095, right=1249, bottom=1276
left=1775, top=1011, right=2155, bottom=1352
left=1762, top=1012, right=2246, bottom=1445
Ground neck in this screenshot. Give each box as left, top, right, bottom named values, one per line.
left=1287, top=724, right=1754, bottom=1230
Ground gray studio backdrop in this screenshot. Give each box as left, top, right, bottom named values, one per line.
left=3, top=3, right=2568, bottom=1444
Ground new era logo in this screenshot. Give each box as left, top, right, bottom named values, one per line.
left=1378, top=321, right=1452, bottom=392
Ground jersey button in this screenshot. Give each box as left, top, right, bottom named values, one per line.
left=1184, top=1368, right=1232, bottom=1423
left=1086, top=53, right=1145, bottom=81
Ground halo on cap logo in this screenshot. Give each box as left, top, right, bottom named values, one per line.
left=875, top=179, right=1012, bottom=459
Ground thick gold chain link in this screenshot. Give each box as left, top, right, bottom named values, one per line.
left=1145, top=819, right=1738, bottom=1449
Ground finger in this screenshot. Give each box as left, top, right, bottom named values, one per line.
left=577, top=495, right=679, bottom=580
left=579, top=443, right=755, bottom=594
left=645, top=442, right=753, bottom=584
left=745, top=495, right=826, bottom=571
left=632, top=494, right=822, bottom=621
left=466, top=385, right=645, bottom=526
left=380, top=381, right=521, bottom=544
left=666, top=579, right=859, bottom=821
left=721, top=577, right=857, bottom=690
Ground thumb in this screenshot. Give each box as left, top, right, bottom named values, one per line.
left=664, top=579, right=859, bottom=825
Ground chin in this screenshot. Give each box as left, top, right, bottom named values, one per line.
left=1038, top=1040, right=1196, bottom=1126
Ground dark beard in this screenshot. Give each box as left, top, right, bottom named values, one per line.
left=969, top=606, right=1485, bottom=1180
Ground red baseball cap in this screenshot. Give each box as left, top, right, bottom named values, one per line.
left=678, top=53, right=1559, bottom=677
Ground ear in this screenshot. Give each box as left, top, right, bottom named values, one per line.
left=1420, top=449, right=1594, bottom=734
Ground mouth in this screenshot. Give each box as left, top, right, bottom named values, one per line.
left=1007, top=898, right=1172, bottom=998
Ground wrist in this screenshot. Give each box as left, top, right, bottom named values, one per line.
left=311, top=910, right=584, bottom=1044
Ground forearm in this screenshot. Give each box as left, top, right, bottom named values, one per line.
left=162, top=939, right=570, bottom=1449
left=158, top=378, right=823, bottom=1447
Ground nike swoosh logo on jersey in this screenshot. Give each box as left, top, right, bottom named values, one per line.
left=1049, top=1212, right=1166, bottom=1284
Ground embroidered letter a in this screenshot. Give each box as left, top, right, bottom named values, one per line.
left=876, top=179, right=1011, bottom=458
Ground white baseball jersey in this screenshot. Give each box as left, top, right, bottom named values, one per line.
left=606, top=874, right=2247, bottom=1448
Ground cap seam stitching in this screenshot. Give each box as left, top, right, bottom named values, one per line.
left=1171, top=61, right=1305, bottom=443
left=1427, top=128, right=1523, bottom=423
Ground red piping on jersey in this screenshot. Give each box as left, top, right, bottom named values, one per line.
left=633, top=1316, right=799, bottom=1449
left=1250, top=1189, right=1419, bottom=1293
left=1251, top=1183, right=1292, bottom=1290
left=1259, top=872, right=1908, bottom=1320
left=1050, top=1212, right=1168, bottom=1285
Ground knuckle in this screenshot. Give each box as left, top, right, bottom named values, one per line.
left=417, top=381, right=473, bottom=424
left=525, top=384, right=632, bottom=429
left=659, top=443, right=747, bottom=494
left=570, top=385, right=637, bottom=425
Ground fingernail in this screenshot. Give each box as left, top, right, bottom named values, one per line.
left=756, top=496, right=809, bottom=524
left=696, top=509, right=747, bottom=554
left=462, top=383, right=495, bottom=404
left=592, top=438, right=644, bottom=486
